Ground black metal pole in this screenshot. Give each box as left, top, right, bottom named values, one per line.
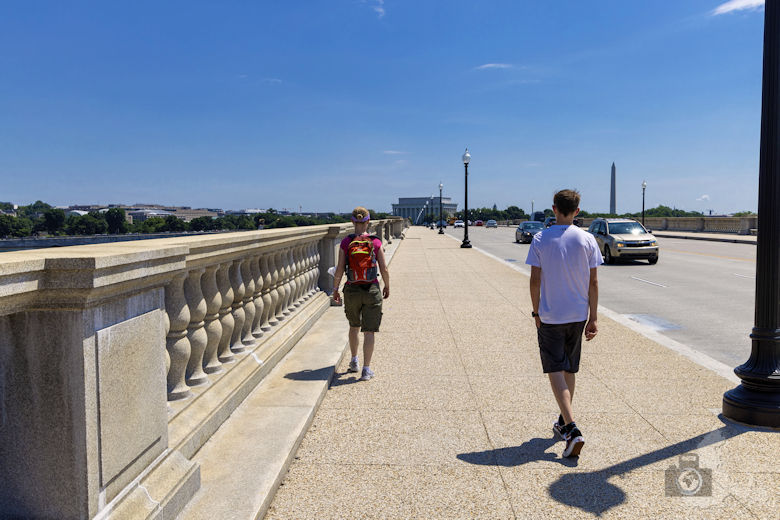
left=723, top=0, right=780, bottom=427
left=461, top=162, right=471, bottom=248
left=642, top=187, right=646, bottom=226
left=439, top=186, right=444, bottom=234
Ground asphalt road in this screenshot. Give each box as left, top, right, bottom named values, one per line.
left=443, top=225, right=756, bottom=369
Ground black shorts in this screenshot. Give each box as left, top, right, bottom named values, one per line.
left=537, top=321, right=586, bottom=373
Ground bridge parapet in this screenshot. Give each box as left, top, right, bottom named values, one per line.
left=0, top=218, right=404, bottom=519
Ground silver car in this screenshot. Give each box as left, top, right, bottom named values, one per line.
left=588, top=218, right=659, bottom=264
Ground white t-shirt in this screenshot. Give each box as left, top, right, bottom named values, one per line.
left=525, top=225, right=603, bottom=324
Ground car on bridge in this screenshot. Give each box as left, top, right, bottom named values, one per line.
left=486, top=219, right=498, bottom=228
left=588, top=218, right=659, bottom=264
left=453, top=220, right=465, bottom=228
left=515, top=220, right=544, bottom=243
left=475, top=220, right=484, bottom=226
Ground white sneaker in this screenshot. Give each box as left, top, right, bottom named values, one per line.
left=360, top=367, right=375, bottom=381
left=348, top=359, right=359, bottom=373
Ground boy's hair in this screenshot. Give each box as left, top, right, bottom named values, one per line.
left=351, top=206, right=370, bottom=222
left=553, top=190, right=580, bottom=216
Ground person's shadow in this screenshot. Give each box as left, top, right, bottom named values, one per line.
left=457, top=436, right=579, bottom=468
left=458, top=416, right=755, bottom=517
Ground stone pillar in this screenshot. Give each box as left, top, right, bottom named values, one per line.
left=166, top=272, right=192, bottom=401
left=260, top=254, right=274, bottom=331
left=184, top=268, right=209, bottom=386
left=318, top=226, right=342, bottom=295
left=250, top=253, right=265, bottom=337
left=240, top=258, right=256, bottom=345
left=229, top=259, right=247, bottom=352
left=201, top=264, right=223, bottom=374
left=216, top=262, right=235, bottom=363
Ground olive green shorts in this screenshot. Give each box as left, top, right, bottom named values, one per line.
left=343, top=283, right=383, bottom=332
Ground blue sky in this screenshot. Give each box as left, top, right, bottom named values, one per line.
left=0, top=0, right=766, bottom=214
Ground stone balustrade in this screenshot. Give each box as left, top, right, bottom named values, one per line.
left=0, top=218, right=405, bottom=519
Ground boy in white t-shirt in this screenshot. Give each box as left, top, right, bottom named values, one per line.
left=525, top=189, right=602, bottom=457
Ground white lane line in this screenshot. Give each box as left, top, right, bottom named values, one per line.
left=733, top=273, right=755, bottom=279
left=630, top=276, right=668, bottom=288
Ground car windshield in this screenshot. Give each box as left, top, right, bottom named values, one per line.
left=524, top=222, right=543, bottom=229
left=608, top=222, right=646, bottom=235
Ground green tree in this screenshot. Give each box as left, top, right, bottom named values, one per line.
left=190, top=216, right=216, bottom=232
left=732, top=211, right=757, bottom=217
left=105, top=208, right=129, bottom=234
left=65, top=213, right=108, bottom=235
left=42, top=208, right=66, bottom=235
left=0, top=214, right=15, bottom=237
left=163, top=215, right=188, bottom=232
left=139, top=217, right=167, bottom=233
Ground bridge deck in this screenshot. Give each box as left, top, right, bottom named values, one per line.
left=265, top=227, right=775, bottom=519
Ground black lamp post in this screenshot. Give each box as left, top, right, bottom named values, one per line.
left=438, top=182, right=444, bottom=234
left=722, top=0, right=780, bottom=427
left=641, top=180, right=647, bottom=227
left=461, top=148, right=472, bottom=248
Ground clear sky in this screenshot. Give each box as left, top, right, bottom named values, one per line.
left=0, top=1, right=766, bottom=214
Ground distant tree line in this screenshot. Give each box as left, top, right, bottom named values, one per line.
left=0, top=202, right=392, bottom=238
left=450, top=205, right=528, bottom=222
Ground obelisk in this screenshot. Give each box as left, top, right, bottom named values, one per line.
left=610, top=162, right=616, bottom=214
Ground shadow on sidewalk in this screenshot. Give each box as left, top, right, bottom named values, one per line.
left=457, top=436, right=580, bottom=468
left=460, top=416, right=754, bottom=516
left=284, top=366, right=333, bottom=381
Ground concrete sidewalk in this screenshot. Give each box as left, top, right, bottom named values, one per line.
left=266, top=227, right=778, bottom=519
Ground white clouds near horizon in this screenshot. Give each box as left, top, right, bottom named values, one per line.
left=712, top=0, right=764, bottom=15
left=475, top=63, right=515, bottom=70
left=383, top=150, right=406, bottom=155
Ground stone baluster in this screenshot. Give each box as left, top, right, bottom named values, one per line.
left=165, top=272, right=192, bottom=401
left=300, top=243, right=309, bottom=302
left=279, top=248, right=290, bottom=316
left=250, top=253, right=265, bottom=338
left=286, top=247, right=298, bottom=312
left=274, top=250, right=289, bottom=322
left=291, top=245, right=302, bottom=307
left=240, top=257, right=256, bottom=345
left=260, top=254, right=273, bottom=331
left=311, top=241, right=321, bottom=295
left=201, top=264, right=223, bottom=374
left=267, top=251, right=281, bottom=327
left=298, top=244, right=309, bottom=305
left=229, top=259, right=247, bottom=353
left=164, top=310, right=171, bottom=376
left=184, top=268, right=209, bottom=386
left=216, top=262, right=235, bottom=363
left=304, top=241, right=316, bottom=300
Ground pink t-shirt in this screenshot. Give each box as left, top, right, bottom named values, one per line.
left=340, top=234, right=382, bottom=285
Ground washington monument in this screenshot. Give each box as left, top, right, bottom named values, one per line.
left=610, top=162, right=616, bottom=214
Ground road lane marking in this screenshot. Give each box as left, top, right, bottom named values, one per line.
left=630, top=276, right=667, bottom=288
left=734, top=273, right=755, bottom=279
left=663, top=248, right=754, bottom=263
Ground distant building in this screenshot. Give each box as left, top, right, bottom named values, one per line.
left=127, top=209, right=173, bottom=223
left=66, top=210, right=89, bottom=217
left=392, top=197, right=458, bottom=224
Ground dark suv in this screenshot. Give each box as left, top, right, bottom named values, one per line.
left=588, top=218, right=659, bottom=264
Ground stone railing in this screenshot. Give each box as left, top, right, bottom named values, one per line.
left=578, top=217, right=757, bottom=235
left=0, top=218, right=405, bottom=519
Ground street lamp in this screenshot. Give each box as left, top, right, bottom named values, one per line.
left=641, top=180, right=647, bottom=226
left=438, top=182, right=444, bottom=234
left=722, top=1, right=780, bottom=427
left=461, top=148, right=472, bottom=248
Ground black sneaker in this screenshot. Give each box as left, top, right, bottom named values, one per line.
left=552, top=415, right=565, bottom=441
left=562, top=423, right=584, bottom=457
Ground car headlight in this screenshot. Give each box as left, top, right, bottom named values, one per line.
left=615, top=242, right=625, bottom=248
left=650, top=241, right=658, bottom=246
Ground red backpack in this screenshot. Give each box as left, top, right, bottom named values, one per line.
left=345, top=234, right=379, bottom=283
